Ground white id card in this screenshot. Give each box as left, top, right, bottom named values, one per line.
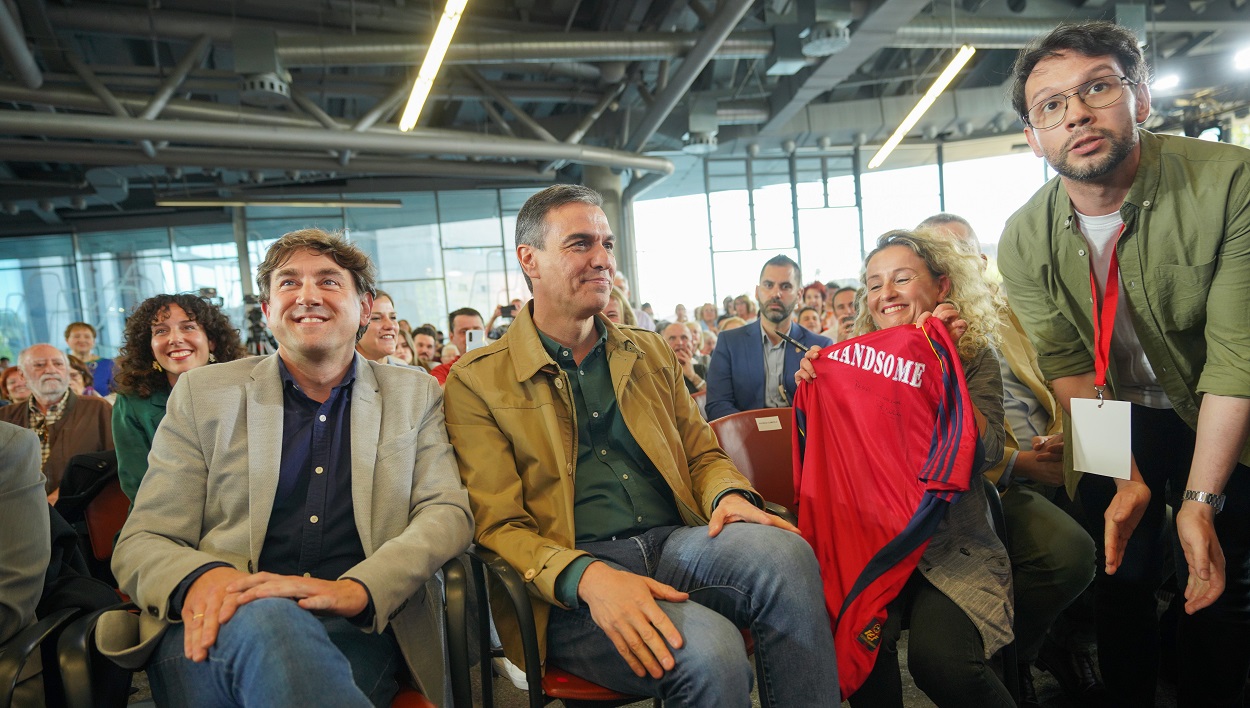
left=1070, top=397, right=1131, bottom=480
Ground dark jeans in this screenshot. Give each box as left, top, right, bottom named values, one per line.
left=148, top=597, right=402, bottom=708
left=1079, top=405, right=1250, bottom=708
left=848, top=573, right=1014, bottom=708
left=546, top=524, right=840, bottom=708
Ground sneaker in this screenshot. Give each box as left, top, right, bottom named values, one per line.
left=492, top=656, right=529, bottom=691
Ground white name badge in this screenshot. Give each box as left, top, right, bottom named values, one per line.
left=1071, top=397, right=1131, bottom=480
left=755, top=415, right=782, bottom=432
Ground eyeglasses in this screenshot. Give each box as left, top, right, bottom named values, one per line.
left=1025, top=75, right=1137, bottom=130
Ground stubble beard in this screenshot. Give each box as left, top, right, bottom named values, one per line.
left=1048, top=127, right=1137, bottom=183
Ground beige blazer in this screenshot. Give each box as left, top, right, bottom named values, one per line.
left=100, top=353, right=473, bottom=703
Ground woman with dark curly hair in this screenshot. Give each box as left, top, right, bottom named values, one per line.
left=112, top=294, right=247, bottom=501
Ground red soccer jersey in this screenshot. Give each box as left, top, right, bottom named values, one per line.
left=792, top=320, right=978, bottom=699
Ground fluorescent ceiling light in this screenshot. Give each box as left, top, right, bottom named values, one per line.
left=1153, top=74, right=1180, bottom=91
left=155, top=198, right=403, bottom=209
left=398, top=0, right=470, bottom=131
left=868, top=45, right=976, bottom=170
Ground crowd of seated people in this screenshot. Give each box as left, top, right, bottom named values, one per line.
left=4, top=21, right=1250, bottom=708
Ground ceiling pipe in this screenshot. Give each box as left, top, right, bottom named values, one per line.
left=625, top=0, right=756, bottom=153
left=0, top=112, right=675, bottom=174
left=0, top=1, right=41, bottom=89
left=0, top=139, right=556, bottom=180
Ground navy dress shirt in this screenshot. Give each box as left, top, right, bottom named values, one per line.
left=171, top=358, right=370, bottom=620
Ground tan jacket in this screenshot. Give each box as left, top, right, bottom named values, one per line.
left=984, top=306, right=1063, bottom=489
left=443, top=305, right=755, bottom=671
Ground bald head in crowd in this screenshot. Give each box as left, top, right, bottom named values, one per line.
left=917, top=213, right=981, bottom=257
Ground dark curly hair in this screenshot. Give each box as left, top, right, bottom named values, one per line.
left=1009, top=21, right=1148, bottom=122
left=113, top=294, right=248, bottom=398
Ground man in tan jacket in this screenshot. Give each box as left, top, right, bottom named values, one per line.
left=444, top=185, right=838, bottom=707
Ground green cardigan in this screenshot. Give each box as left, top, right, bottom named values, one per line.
left=112, top=389, right=169, bottom=501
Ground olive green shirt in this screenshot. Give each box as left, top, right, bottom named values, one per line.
left=999, top=129, right=1250, bottom=489
left=537, top=324, right=684, bottom=605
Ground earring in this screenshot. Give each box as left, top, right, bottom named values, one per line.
left=152, top=361, right=163, bottom=373
left=208, top=353, right=217, bottom=363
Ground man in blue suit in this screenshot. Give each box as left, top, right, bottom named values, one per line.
left=706, top=255, right=831, bottom=420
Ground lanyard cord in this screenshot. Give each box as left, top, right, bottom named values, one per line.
left=1087, top=224, right=1127, bottom=407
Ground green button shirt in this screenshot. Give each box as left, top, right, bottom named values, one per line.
left=538, top=324, right=686, bottom=605
left=999, top=129, right=1250, bottom=483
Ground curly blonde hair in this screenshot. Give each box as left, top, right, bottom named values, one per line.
left=853, top=229, right=1005, bottom=361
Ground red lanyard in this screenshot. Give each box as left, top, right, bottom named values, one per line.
left=1087, top=224, right=1126, bottom=402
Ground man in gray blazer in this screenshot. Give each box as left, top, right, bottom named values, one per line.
left=0, top=422, right=49, bottom=704
left=104, top=229, right=473, bottom=707
left=0, top=421, right=49, bottom=644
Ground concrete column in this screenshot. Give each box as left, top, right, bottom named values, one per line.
left=584, top=165, right=638, bottom=302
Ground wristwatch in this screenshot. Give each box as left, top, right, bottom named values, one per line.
left=1182, top=489, right=1226, bottom=514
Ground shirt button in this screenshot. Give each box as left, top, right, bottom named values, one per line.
left=1078, top=249, right=1086, bottom=256
left=636, top=516, right=643, bottom=522
left=555, top=379, right=564, bottom=389
left=319, top=414, right=327, bottom=422
left=310, top=515, right=319, bottom=524
left=315, top=466, right=324, bottom=474
left=600, top=449, right=607, bottom=455
left=622, top=474, right=629, bottom=480
left=579, top=370, right=585, bottom=376
left=524, top=569, right=537, bottom=580
left=303, top=572, right=311, bottom=578
left=1143, top=200, right=1151, bottom=207
left=565, top=463, right=572, bottom=475
left=562, top=350, right=570, bottom=357
left=592, top=411, right=599, bottom=418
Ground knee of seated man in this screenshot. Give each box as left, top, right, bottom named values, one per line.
left=222, top=597, right=324, bottom=645
left=728, top=523, right=821, bottom=577
left=670, top=619, right=753, bottom=688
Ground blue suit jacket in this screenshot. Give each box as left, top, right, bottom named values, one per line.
left=705, top=320, right=832, bottom=420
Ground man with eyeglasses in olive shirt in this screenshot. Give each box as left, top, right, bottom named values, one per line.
left=999, top=21, right=1250, bottom=706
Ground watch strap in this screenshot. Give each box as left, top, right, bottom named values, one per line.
left=1183, top=489, right=1226, bottom=514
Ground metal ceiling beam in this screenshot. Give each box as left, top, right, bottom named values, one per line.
left=624, top=0, right=755, bottom=152
left=0, top=112, right=676, bottom=174
left=138, top=35, right=212, bottom=121
left=759, top=0, right=932, bottom=136
left=0, top=139, right=556, bottom=180
left=462, top=67, right=559, bottom=143
left=0, top=1, right=41, bottom=89
left=276, top=31, right=775, bottom=67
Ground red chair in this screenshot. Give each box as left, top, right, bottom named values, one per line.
left=709, top=407, right=795, bottom=517
left=83, top=479, right=129, bottom=565
left=449, top=548, right=754, bottom=708
left=690, top=390, right=708, bottom=420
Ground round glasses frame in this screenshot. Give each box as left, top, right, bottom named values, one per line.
left=1024, top=75, right=1137, bottom=130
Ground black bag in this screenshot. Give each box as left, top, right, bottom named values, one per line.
left=37, top=506, right=118, bottom=619
left=52, top=451, right=118, bottom=525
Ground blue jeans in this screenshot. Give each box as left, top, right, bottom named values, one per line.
left=546, top=524, right=840, bottom=707
left=147, top=598, right=401, bottom=708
